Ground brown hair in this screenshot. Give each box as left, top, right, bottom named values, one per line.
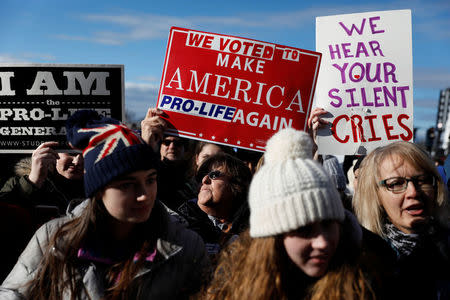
left=201, top=230, right=375, bottom=300
left=353, top=141, right=449, bottom=237
left=187, top=141, right=232, bottom=177
left=26, top=193, right=164, bottom=299
left=197, top=153, right=252, bottom=225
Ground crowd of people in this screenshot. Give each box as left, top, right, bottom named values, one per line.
left=0, top=106, right=448, bottom=299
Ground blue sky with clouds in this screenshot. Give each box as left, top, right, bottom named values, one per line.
left=1, top=0, right=449, bottom=138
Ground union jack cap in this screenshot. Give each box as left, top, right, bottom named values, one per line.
left=79, top=124, right=143, bottom=163
left=66, top=110, right=158, bottom=197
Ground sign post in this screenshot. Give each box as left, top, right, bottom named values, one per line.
left=315, top=10, right=413, bottom=155
left=157, top=27, right=321, bottom=152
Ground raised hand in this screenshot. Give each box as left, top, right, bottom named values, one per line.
left=28, top=141, right=60, bottom=188
left=140, top=108, right=167, bottom=152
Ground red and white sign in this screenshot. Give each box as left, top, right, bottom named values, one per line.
left=157, top=27, right=321, bottom=152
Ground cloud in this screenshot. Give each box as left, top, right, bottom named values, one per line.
left=75, top=13, right=193, bottom=45
left=136, top=75, right=159, bottom=83
left=125, top=81, right=159, bottom=122
left=125, top=81, right=159, bottom=91
left=0, top=53, right=56, bottom=63
left=57, top=2, right=444, bottom=45
left=54, top=33, right=125, bottom=46
left=52, top=1, right=450, bottom=46
left=0, top=54, right=30, bottom=63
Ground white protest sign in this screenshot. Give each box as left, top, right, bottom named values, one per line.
left=315, top=9, right=413, bottom=155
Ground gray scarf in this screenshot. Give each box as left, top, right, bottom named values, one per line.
left=383, top=222, right=423, bottom=258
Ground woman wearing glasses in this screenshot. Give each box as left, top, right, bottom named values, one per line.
left=353, top=141, right=450, bottom=299
left=178, top=153, right=252, bottom=259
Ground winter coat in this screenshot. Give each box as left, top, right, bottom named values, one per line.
left=0, top=158, right=84, bottom=284
left=386, top=226, right=450, bottom=300
left=0, top=157, right=84, bottom=218
left=0, top=201, right=210, bottom=300
left=177, top=199, right=237, bottom=257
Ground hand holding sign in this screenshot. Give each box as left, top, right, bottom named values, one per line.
left=307, top=107, right=330, bottom=159
left=140, top=108, right=167, bottom=152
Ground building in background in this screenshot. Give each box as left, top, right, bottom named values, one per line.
left=431, top=88, right=450, bottom=157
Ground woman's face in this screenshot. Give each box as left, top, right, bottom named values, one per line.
left=196, top=144, right=223, bottom=170
left=197, top=165, right=234, bottom=219
left=377, top=155, right=435, bottom=234
left=283, top=220, right=340, bottom=278
left=102, top=169, right=157, bottom=224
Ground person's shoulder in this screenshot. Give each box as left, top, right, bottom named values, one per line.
left=0, top=176, right=20, bottom=195
left=33, top=215, right=71, bottom=239
left=361, top=226, right=396, bottom=261
left=166, top=212, right=205, bottom=246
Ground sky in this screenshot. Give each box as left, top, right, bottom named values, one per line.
left=1, top=0, right=449, bottom=140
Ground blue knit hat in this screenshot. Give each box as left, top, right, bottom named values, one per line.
left=66, top=110, right=159, bottom=197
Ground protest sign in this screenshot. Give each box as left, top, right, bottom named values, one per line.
left=0, top=64, right=124, bottom=153
left=315, top=9, right=413, bottom=155
left=157, top=27, right=321, bottom=152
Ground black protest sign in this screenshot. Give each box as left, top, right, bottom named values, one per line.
left=0, top=64, right=124, bottom=153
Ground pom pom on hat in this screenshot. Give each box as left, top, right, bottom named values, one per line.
left=249, top=128, right=344, bottom=238
left=264, top=128, right=313, bottom=163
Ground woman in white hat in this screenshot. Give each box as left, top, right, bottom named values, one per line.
left=201, top=128, right=391, bottom=300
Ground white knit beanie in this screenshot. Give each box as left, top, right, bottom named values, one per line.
left=249, top=128, right=345, bottom=238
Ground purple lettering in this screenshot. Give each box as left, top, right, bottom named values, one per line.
left=329, top=88, right=342, bottom=108
left=366, top=63, right=382, bottom=82
left=384, top=63, right=398, bottom=83
left=374, top=87, right=383, bottom=107
left=332, top=63, right=348, bottom=84
left=361, top=88, right=374, bottom=106
left=342, top=43, right=353, bottom=58
left=369, top=16, right=385, bottom=34
left=349, top=63, right=365, bottom=82
left=355, top=42, right=369, bottom=57
left=383, top=86, right=397, bottom=106
left=397, top=86, right=410, bottom=108
left=346, top=88, right=359, bottom=107
left=339, top=19, right=366, bottom=36
left=369, top=41, right=384, bottom=57
left=328, top=44, right=341, bottom=60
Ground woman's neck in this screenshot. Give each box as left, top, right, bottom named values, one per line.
left=198, top=203, right=231, bottom=222
left=106, top=218, right=137, bottom=242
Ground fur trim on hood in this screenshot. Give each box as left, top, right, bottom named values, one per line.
left=14, top=157, right=32, bottom=177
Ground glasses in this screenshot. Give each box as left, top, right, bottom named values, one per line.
left=378, top=175, right=435, bottom=194
left=201, top=170, right=225, bottom=181
left=161, top=139, right=184, bottom=147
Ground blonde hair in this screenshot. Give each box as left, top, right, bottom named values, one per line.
left=353, top=141, right=449, bottom=237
